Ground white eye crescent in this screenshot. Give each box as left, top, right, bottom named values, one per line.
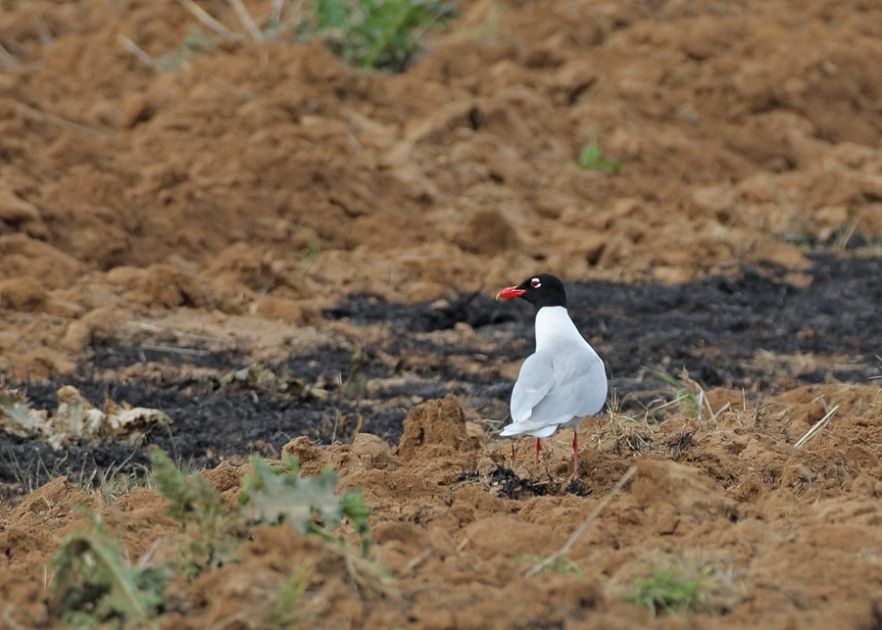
left=530, top=277, right=541, bottom=288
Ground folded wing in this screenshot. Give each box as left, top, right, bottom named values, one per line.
left=501, top=348, right=606, bottom=437
left=509, top=353, right=554, bottom=423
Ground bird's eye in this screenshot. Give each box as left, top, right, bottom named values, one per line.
left=530, top=277, right=541, bottom=288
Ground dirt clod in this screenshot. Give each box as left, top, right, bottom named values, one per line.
left=397, top=394, right=478, bottom=460
left=0, top=277, right=47, bottom=311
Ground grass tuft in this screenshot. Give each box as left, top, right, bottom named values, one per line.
left=627, top=566, right=702, bottom=616
left=623, top=554, right=748, bottom=617
left=652, top=368, right=699, bottom=417
left=650, top=368, right=721, bottom=423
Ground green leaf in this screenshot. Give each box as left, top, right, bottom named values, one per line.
left=577, top=142, right=600, bottom=167
left=339, top=487, right=372, bottom=554
left=239, top=454, right=373, bottom=555
left=653, top=369, right=683, bottom=389
left=577, top=137, right=622, bottom=171
left=240, top=455, right=344, bottom=532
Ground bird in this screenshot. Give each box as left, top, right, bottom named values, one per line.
left=495, top=273, right=608, bottom=477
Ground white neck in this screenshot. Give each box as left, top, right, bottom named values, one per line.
left=534, top=306, right=582, bottom=350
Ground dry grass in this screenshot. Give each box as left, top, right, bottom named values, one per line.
left=794, top=404, right=840, bottom=448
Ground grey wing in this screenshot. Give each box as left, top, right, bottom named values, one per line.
left=522, top=349, right=608, bottom=429
left=509, top=353, right=554, bottom=423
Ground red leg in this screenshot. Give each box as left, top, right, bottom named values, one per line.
left=535, top=438, right=542, bottom=466
left=572, top=430, right=579, bottom=477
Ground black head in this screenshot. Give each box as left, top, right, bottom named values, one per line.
left=496, top=273, right=567, bottom=309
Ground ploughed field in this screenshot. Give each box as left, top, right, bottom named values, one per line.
left=2, top=0, right=882, bottom=628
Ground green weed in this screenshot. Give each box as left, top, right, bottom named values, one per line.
left=46, top=449, right=382, bottom=625
left=624, top=554, right=747, bottom=617
left=626, top=566, right=702, bottom=616
left=303, top=235, right=321, bottom=262
left=49, top=513, right=167, bottom=628
left=124, top=1, right=452, bottom=73
left=307, top=0, right=452, bottom=70
left=265, top=563, right=313, bottom=628
left=149, top=448, right=240, bottom=580
left=239, top=454, right=372, bottom=554
left=577, top=133, right=622, bottom=171
left=239, top=454, right=390, bottom=596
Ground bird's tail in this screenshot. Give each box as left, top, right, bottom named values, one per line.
left=499, top=422, right=558, bottom=438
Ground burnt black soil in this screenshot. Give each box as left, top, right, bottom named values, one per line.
left=328, top=254, right=882, bottom=391
left=0, top=380, right=363, bottom=497
left=2, top=253, right=881, bottom=496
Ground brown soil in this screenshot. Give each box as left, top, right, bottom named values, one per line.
left=3, top=388, right=882, bottom=628
left=2, top=0, right=882, bottom=378
left=2, top=0, right=882, bottom=627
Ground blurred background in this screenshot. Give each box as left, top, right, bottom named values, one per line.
left=2, top=0, right=881, bottom=379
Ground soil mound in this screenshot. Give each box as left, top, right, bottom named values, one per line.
left=397, top=393, right=480, bottom=460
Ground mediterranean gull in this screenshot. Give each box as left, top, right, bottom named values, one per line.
left=496, top=273, right=608, bottom=476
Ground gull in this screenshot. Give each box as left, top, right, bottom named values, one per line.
left=496, top=273, right=608, bottom=476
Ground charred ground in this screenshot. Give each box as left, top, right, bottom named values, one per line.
left=2, top=253, right=880, bottom=495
